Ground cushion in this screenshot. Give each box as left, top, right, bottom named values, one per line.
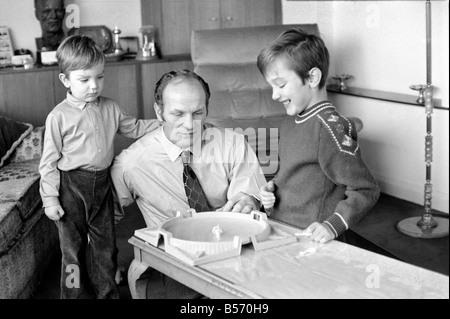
left=0, top=159, right=41, bottom=219
left=0, top=116, right=33, bottom=168
left=9, top=126, right=45, bottom=163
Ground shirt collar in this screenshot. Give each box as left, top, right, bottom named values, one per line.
left=159, top=126, right=185, bottom=163
left=65, top=91, right=100, bottom=110
left=295, top=101, right=334, bottom=124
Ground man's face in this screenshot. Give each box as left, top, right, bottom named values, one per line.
left=156, top=78, right=207, bottom=149
left=35, top=0, right=65, bottom=33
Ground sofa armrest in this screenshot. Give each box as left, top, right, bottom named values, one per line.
left=9, top=126, right=45, bottom=163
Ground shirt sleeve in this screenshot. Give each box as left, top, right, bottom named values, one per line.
left=318, top=120, right=380, bottom=237
left=116, top=105, right=160, bottom=138
left=39, top=114, right=63, bottom=208
left=226, top=133, right=267, bottom=204
left=110, top=151, right=137, bottom=209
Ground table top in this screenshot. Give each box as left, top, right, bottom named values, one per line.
left=130, top=219, right=449, bottom=299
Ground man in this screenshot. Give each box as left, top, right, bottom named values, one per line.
left=111, top=69, right=267, bottom=228
left=35, top=0, right=66, bottom=51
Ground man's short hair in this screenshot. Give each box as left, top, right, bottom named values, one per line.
left=257, top=28, right=330, bottom=89
left=154, top=69, right=211, bottom=112
left=56, top=35, right=105, bottom=76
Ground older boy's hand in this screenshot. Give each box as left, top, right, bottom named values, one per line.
left=305, top=222, right=335, bottom=243
left=44, top=205, right=65, bottom=221
left=260, top=181, right=276, bottom=209
left=217, top=192, right=259, bottom=214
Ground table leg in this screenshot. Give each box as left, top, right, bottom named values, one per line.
left=127, top=259, right=150, bottom=299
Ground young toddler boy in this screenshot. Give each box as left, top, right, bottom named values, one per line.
left=257, top=28, right=380, bottom=244
left=39, top=35, right=159, bottom=298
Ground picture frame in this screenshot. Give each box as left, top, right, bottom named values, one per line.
left=0, top=26, right=14, bottom=68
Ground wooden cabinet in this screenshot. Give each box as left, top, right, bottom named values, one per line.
left=142, top=0, right=282, bottom=56
left=0, top=69, right=56, bottom=127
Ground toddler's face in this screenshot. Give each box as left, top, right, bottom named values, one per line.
left=265, top=58, right=314, bottom=116
left=60, top=62, right=105, bottom=103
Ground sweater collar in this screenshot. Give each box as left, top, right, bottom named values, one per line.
left=295, top=101, right=334, bottom=124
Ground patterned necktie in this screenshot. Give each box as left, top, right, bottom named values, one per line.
left=181, top=150, right=211, bottom=212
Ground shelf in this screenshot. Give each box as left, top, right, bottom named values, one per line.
left=0, top=54, right=192, bottom=75
left=327, top=84, right=447, bottom=110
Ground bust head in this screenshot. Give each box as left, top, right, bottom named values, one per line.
left=35, top=0, right=66, bottom=51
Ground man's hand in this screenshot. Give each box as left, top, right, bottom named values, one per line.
left=217, top=191, right=259, bottom=214
left=44, top=205, right=65, bottom=221
left=305, top=222, right=335, bottom=243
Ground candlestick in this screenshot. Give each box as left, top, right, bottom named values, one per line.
left=397, top=0, right=448, bottom=239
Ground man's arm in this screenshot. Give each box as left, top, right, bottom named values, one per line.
left=218, top=132, right=267, bottom=213
left=110, top=152, right=136, bottom=224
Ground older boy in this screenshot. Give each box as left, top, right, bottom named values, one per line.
left=257, top=28, right=380, bottom=244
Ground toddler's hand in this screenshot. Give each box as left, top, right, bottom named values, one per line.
left=305, top=222, right=335, bottom=243
left=260, top=180, right=276, bottom=209
left=44, top=205, right=65, bottom=221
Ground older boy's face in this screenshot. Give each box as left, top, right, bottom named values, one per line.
left=265, top=58, right=314, bottom=116
left=156, top=78, right=207, bottom=149
left=59, top=62, right=105, bottom=103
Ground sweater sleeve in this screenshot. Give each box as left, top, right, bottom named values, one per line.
left=317, top=114, right=380, bottom=237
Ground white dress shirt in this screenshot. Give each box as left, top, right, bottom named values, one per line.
left=111, top=124, right=267, bottom=227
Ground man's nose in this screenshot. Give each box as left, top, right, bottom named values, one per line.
left=183, top=114, right=194, bottom=129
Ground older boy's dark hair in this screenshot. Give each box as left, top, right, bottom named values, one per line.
left=154, top=69, right=211, bottom=112
left=56, top=34, right=105, bottom=76
left=257, top=28, right=330, bottom=89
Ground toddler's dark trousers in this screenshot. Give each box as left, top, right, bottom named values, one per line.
left=56, top=168, right=119, bottom=299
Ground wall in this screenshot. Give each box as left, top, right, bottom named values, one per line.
left=283, top=0, right=449, bottom=213
left=0, top=0, right=142, bottom=57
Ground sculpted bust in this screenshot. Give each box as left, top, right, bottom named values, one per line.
left=35, top=0, right=66, bottom=51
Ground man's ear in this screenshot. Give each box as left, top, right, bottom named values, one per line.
left=308, top=67, right=322, bottom=89
left=59, top=73, right=70, bottom=88
left=154, top=102, right=163, bottom=122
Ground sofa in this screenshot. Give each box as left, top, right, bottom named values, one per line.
left=191, top=24, right=363, bottom=180
left=0, top=116, right=59, bottom=298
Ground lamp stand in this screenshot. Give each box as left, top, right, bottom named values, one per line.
left=396, top=0, right=449, bottom=239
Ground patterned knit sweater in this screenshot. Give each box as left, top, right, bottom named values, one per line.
left=271, top=101, right=380, bottom=237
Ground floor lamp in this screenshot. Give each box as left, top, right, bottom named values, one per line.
left=397, top=0, right=449, bottom=238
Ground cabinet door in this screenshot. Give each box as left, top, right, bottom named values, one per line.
left=220, top=0, right=281, bottom=29
left=0, top=70, right=56, bottom=127
left=103, top=63, right=141, bottom=155
left=159, top=0, right=192, bottom=57
left=141, top=0, right=281, bottom=56
left=190, top=0, right=221, bottom=32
